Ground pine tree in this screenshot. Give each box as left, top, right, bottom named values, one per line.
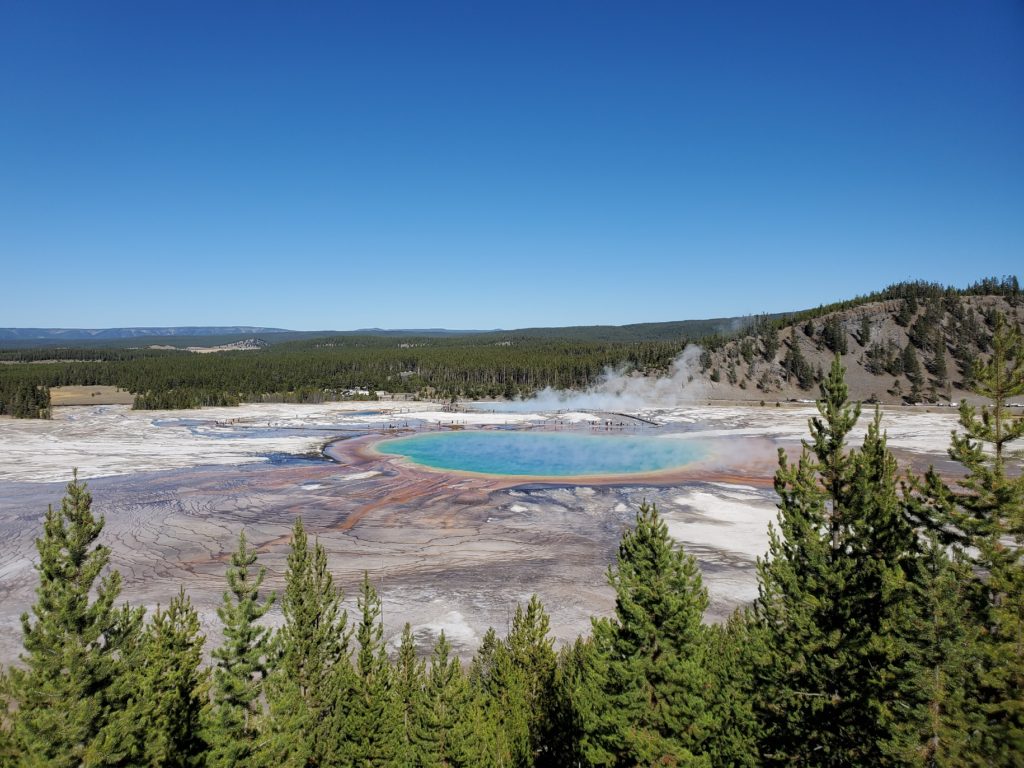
left=904, top=343, right=924, bottom=401
left=783, top=329, right=814, bottom=389
left=755, top=356, right=923, bottom=765
left=335, top=572, right=398, bottom=767
left=392, top=623, right=430, bottom=765
left=457, top=627, right=513, bottom=766
left=0, top=670, right=13, bottom=768
left=94, top=588, right=210, bottom=766
left=699, top=611, right=761, bottom=768
left=423, top=632, right=467, bottom=768
left=923, top=314, right=1024, bottom=763
left=471, top=637, right=531, bottom=767
left=547, top=637, right=597, bottom=767
left=452, top=691, right=503, bottom=768
left=887, top=535, right=985, bottom=766
left=499, top=595, right=558, bottom=767
left=858, top=314, right=873, bottom=347
left=822, top=315, right=848, bottom=355
left=762, top=323, right=780, bottom=361
left=584, top=502, right=714, bottom=766
left=844, top=410, right=924, bottom=758
left=5, top=473, right=143, bottom=766
left=260, top=518, right=350, bottom=767
left=207, top=531, right=275, bottom=767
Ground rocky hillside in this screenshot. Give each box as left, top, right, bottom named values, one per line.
left=696, top=280, right=1023, bottom=405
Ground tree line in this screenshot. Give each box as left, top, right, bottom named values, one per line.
left=2, top=317, right=1021, bottom=765
left=0, top=381, right=50, bottom=419
left=0, top=337, right=684, bottom=415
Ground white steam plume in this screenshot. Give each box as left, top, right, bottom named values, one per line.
left=511, top=346, right=709, bottom=412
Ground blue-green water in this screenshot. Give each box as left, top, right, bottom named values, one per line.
left=377, top=431, right=708, bottom=477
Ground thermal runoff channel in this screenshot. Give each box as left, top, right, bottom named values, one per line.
left=376, top=431, right=709, bottom=477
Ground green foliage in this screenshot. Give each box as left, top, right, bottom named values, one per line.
left=96, top=589, right=209, bottom=766
left=0, top=336, right=687, bottom=408
left=392, top=623, right=431, bottom=765
left=4, top=474, right=142, bottom=766
left=755, top=357, right=923, bottom=765
left=857, top=314, right=872, bottom=346
left=888, top=535, right=985, bottom=766
left=782, top=329, right=815, bottom=389
left=259, top=518, right=351, bottom=767
left=423, top=632, right=467, bottom=767
left=336, top=572, right=399, bottom=766
left=698, top=612, right=761, bottom=767
left=207, top=532, right=275, bottom=767
left=584, top=501, right=716, bottom=766
left=464, top=596, right=558, bottom=767
left=921, top=314, right=1024, bottom=763
left=0, top=381, right=50, bottom=418
left=821, top=315, right=848, bottom=355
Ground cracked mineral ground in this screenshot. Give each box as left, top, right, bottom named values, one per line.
left=0, top=400, right=965, bottom=662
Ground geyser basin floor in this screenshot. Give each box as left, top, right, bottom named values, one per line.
left=375, top=430, right=710, bottom=478
left=0, top=404, right=965, bottom=664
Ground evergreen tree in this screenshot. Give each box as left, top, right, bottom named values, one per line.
left=458, top=625, right=542, bottom=767
left=392, top=623, right=430, bottom=765
left=335, top=573, right=397, bottom=767
left=699, top=612, right=761, bottom=768
left=821, top=315, right=848, bottom=355
left=904, top=343, right=924, bottom=401
left=755, top=356, right=922, bottom=765
left=5, top=474, right=142, bottom=766
left=0, top=670, right=13, bottom=768
left=457, top=627, right=514, bottom=766
left=260, top=518, right=351, bottom=768
left=858, top=314, right=873, bottom=347
left=548, top=637, right=597, bottom=767
left=897, top=297, right=917, bottom=326
left=424, top=632, right=467, bottom=768
left=207, top=531, right=275, bottom=767
left=888, top=535, right=985, bottom=766
left=452, top=691, right=503, bottom=768
left=783, top=330, right=815, bottom=390
left=922, top=314, right=1024, bottom=763
left=583, top=502, right=714, bottom=766
left=500, top=595, right=558, bottom=767
left=762, top=323, right=780, bottom=361
left=94, top=588, right=210, bottom=766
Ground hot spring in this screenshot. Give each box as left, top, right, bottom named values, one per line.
left=376, top=430, right=709, bottom=478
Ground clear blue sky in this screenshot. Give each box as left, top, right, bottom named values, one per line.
left=2, top=2, right=1021, bottom=329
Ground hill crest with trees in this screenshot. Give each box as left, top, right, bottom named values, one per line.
left=695, top=277, right=1023, bottom=405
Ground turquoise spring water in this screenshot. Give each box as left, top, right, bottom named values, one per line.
left=376, top=430, right=708, bottom=477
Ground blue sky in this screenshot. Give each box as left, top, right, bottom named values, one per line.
left=2, top=2, right=1021, bottom=329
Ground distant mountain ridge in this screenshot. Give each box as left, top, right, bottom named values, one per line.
left=0, top=326, right=288, bottom=341
left=0, top=316, right=776, bottom=348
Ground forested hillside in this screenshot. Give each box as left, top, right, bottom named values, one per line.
left=697, top=277, right=1023, bottom=404
left=2, top=322, right=1021, bottom=766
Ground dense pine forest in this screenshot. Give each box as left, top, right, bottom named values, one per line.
left=0, top=381, right=50, bottom=419
left=1, top=317, right=1021, bottom=766
left=0, top=337, right=683, bottom=413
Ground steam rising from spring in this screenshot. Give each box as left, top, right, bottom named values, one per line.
left=515, top=345, right=709, bottom=412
